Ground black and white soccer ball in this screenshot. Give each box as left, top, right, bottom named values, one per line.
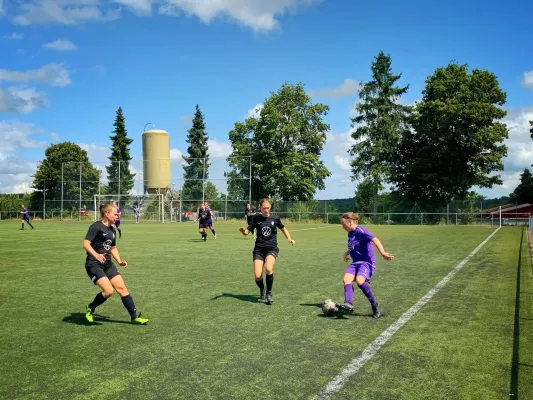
left=322, top=299, right=338, bottom=316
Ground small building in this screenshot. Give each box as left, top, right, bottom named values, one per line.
left=489, top=203, right=533, bottom=226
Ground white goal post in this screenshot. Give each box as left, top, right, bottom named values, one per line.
left=93, top=194, right=165, bottom=223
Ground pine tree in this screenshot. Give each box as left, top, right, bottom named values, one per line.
left=348, top=51, right=411, bottom=218
left=106, top=107, right=135, bottom=195
left=182, top=105, right=209, bottom=202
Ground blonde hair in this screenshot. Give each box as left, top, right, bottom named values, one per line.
left=341, top=212, right=360, bottom=221
left=99, top=203, right=115, bottom=218
left=259, top=198, right=271, bottom=207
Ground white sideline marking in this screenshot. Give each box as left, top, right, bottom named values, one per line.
left=314, top=227, right=501, bottom=400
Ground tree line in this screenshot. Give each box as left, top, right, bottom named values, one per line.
left=6, top=50, right=532, bottom=215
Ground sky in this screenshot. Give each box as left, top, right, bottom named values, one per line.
left=0, top=0, right=532, bottom=200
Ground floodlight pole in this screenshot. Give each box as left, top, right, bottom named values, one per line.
left=248, top=156, right=252, bottom=204
left=61, top=163, right=64, bottom=221
left=79, top=163, right=82, bottom=221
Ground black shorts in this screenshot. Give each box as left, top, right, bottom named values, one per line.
left=198, top=222, right=209, bottom=229
left=85, top=262, right=119, bottom=284
left=253, top=247, right=279, bottom=261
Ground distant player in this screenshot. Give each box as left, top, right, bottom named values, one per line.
left=83, top=203, right=148, bottom=324
left=244, top=203, right=256, bottom=237
left=132, top=203, right=140, bottom=224
left=112, top=201, right=122, bottom=237
left=204, top=202, right=216, bottom=239
left=239, top=198, right=295, bottom=305
left=20, top=204, right=34, bottom=230
left=339, top=212, right=394, bottom=318
left=195, top=203, right=210, bottom=241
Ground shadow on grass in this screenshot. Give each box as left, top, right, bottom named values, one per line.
left=62, top=313, right=131, bottom=326
left=211, top=293, right=261, bottom=303
left=299, top=303, right=373, bottom=319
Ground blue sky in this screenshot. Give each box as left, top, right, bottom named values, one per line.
left=0, top=0, right=532, bottom=200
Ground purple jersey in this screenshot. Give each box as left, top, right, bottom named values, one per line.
left=22, top=207, right=29, bottom=220
left=348, top=226, right=376, bottom=265
left=116, top=207, right=121, bottom=221
left=205, top=207, right=212, bottom=220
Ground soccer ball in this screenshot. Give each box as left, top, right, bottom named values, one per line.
left=322, top=299, right=338, bottom=316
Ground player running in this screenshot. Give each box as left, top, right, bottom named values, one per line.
left=132, top=203, right=140, bottom=224
left=239, top=198, right=295, bottom=305
left=195, top=203, right=210, bottom=241
left=339, top=212, right=394, bottom=318
left=83, top=203, right=148, bottom=324
left=244, top=203, right=256, bottom=237
left=204, top=202, right=216, bottom=239
left=112, top=201, right=122, bottom=238
left=20, top=204, right=34, bottom=230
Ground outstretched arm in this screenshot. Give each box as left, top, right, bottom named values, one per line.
left=372, top=237, right=394, bottom=260
left=280, top=227, right=295, bottom=245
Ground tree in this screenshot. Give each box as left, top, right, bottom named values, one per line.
left=509, top=168, right=533, bottom=204
left=348, top=51, right=411, bottom=218
left=32, top=142, right=102, bottom=210
left=182, top=105, right=209, bottom=203
left=228, top=82, right=331, bottom=201
left=391, top=63, right=508, bottom=210
left=106, top=107, right=135, bottom=195
left=354, top=178, right=377, bottom=213
left=530, top=120, right=533, bottom=141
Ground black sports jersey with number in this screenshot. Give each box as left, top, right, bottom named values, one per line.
left=197, top=209, right=209, bottom=223
left=247, top=214, right=285, bottom=250
left=85, top=221, right=116, bottom=265
left=244, top=209, right=255, bottom=218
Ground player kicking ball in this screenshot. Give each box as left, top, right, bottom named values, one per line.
left=338, top=212, right=394, bottom=318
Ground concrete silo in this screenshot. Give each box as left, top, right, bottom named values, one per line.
left=142, top=129, right=171, bottom=194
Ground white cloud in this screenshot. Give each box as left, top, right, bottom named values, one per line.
left=13, top=0, right=121, bottom=26
left=247, top=103, right=263, bottom=119
left=10, top=0, right=320, bottom=30
left=334, top=155, right=351, bottom=171
left=43, top=39, right=77, bottom=51
left=522, top=71, right=533, bottom=90
left=308, top=78, right=361, bottom=99
left=114, top=0, right=152, bottom=15
left=77, top=142, right=110, bottom=163
left=49, top=132, right=60, bottom=141
left=0, top=121, right=48, bottom=194
left=0, top=87, right=48, bottom=113
left=0, top=63, right=71, bottom=87
left=159, top=0, right=322, bottom=31
left=170, top=147, right=185, bottom=163
left=208, top=139, right=232, bottom=158
left=0, top=121, right=47, bottom=152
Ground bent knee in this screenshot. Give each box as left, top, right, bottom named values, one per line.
left=354, top=276, right=366, bottom=286
left=102, top=289, right=114, bottom=298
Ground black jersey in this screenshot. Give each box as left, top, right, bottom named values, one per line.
left=247, top=214, right=285, bottom=250
left=84, top=221, right=116, bottom=265
left=197, top=209, right=210, bottom=223
left=244, top=209, right=255, bottom=218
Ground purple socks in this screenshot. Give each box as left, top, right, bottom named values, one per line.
left=344, top=282, right=377, bottom=306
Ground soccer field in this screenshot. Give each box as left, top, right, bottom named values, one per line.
left=0, top=221, right=531, bottom=399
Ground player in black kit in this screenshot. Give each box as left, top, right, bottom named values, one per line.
left=239, top=198, right=295, bottom=304
left=83, top=203, right=149, bottom=324
left=244, top=203, right=256, bottom=237
left=194, top=203, right=210, bottom=241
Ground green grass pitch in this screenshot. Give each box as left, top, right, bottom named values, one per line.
left=0, top=220, right=531, bottom=399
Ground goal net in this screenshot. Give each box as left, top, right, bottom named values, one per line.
left=93, top=194, right=165, bottom=223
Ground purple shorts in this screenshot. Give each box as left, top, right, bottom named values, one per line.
left=115, top=219, right=120, bottom=227
left=345, top=262, right=375, bottom=282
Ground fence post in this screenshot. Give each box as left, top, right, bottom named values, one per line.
left=421, top=212, right=423, bottom=225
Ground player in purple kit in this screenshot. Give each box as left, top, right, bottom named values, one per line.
left=113, top=201, right=122, bottom=238
left=340, top=212, right=394, bottom=318
left=204, top=202, right=216, bottom=239
left=20, top=204, right=34, bottom=230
